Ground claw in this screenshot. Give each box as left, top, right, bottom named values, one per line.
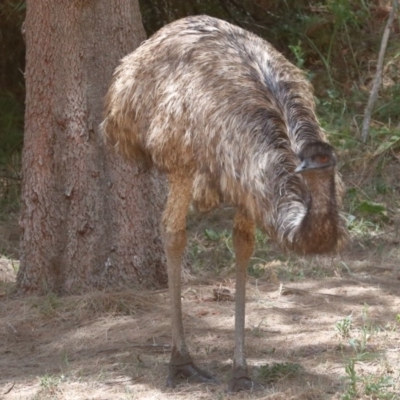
left=166, top=361, right=218, bottom=388
left=228, top=366, right=262, bottom=392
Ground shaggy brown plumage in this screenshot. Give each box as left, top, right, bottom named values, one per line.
left=101, top=15, right=348, bottom=391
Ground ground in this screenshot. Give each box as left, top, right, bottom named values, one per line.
left=0, top=206, right=399, bottom=400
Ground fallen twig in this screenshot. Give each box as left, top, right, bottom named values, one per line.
left=3, top=382, right=15, bottom=395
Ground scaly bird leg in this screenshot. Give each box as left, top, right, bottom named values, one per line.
left=162, top=174, right=217, bottom=388
left=228, top=210, right=258, bottom=392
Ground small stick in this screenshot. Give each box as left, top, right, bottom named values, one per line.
left=3, top=382, right=15, bottom=395
left=361, top=0, right=398, bottom=142
left=95, top=343, right=171, bottom=354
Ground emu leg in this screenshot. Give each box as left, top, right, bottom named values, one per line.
left=163, top=175, right=216, bottom=388
left=228, top=211, right=257, bottom=392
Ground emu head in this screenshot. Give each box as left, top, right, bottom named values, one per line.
left=295, top=142, right=337, bottom=175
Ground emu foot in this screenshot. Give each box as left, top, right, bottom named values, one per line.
left=166, top=361, right=218, bottom=388
left=228, top=366, right=262, bottom=392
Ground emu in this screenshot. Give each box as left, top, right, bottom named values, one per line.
left=101, top=15, right=348, bottom=392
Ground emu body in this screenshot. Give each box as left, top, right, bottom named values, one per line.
left=102, top=15, right=347, bottom=391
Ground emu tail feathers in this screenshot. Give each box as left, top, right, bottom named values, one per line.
left=101, top=112, right=151, bottom=167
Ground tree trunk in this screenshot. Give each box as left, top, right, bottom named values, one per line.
left=17, top=0, right=167, bottom=294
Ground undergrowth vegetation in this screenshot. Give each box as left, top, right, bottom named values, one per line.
left=0, top=1, right=24, bottom=213
left=335, top=306, right=399, bottom=400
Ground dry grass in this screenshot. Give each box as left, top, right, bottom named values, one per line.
left=1, top=211, right=400, bottom=400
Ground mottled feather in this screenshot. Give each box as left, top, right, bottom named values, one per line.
left=101, top=15, right=347, bottom=254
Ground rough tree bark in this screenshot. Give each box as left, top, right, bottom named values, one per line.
left=17, top=0, right=167, bottom=294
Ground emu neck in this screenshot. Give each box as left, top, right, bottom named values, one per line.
left=304, top=169, right=336, bottom=215
left=296, top=169, right=339, bottom=254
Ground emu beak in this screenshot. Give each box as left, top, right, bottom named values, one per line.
left=294, top=160, right=308, bottom=173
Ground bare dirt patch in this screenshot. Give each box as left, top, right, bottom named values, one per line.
left=1, top=212, right=400, bottom=400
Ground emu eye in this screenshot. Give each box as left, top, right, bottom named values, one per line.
left=317, top=155, right=329, bottom=164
